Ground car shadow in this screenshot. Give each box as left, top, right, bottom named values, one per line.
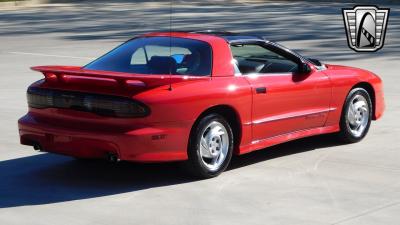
left=0, top=134, right=344, bottom=208
left=229, top=134, right=343, bottom=170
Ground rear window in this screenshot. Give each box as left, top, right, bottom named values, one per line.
left=85, top=37, right=212, bottom=76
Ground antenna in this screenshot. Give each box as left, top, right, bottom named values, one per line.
left=168, top=0, right=173, bottom=91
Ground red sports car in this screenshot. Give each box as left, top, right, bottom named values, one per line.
left=18, top=31, right=384, bottom=178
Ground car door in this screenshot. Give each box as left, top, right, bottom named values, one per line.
left=231, top=42, right=331, bottom=142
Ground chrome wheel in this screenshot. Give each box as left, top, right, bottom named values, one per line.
left=199, top=121, right=229, bottom=172
left=346, top=94, right=370, bottom=138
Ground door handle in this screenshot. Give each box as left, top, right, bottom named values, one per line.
left=255, top=87, right=267, bottom=94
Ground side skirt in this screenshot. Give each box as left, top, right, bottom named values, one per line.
left=238, top=125, right=340, bottom=155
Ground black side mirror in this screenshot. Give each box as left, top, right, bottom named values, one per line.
left=298, top=63, right=312, bottom=74
left=308, top=58, right=322, bottom=66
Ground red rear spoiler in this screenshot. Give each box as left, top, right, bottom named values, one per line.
left=31, top=66, right=206, bottom=88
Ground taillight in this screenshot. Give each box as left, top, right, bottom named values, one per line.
left=27, top=87, right=150, bottom=118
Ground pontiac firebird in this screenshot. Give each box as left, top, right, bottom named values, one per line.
left=18, top=31, right=385, bottom=178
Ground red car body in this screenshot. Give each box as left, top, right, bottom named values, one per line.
left=18, top=32, right=384, bottom=163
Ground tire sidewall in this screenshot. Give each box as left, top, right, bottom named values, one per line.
left=188, top=114, right=234, bottom=178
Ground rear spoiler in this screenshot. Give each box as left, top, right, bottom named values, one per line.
left=31, top=66, right=207, bottom=88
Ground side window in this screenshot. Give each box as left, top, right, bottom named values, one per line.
left=230, top=44, right=299, bottom=74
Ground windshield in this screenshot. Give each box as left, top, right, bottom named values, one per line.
left=85, top=37, right=212, bottom=76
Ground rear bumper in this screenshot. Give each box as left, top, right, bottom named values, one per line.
left=18, top=113, right=191, bottom=162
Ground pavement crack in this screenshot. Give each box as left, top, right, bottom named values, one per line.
left=331, top=201, right=400, bottom=225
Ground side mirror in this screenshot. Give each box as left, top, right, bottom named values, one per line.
left=308, top=58, right=322, bottom=66
left=298, top=63, right=312, bottom=74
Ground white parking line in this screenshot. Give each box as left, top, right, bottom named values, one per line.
left=7, top=51, right=95, bottom=60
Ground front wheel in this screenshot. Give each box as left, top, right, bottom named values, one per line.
left=186, top=114, right=234, bottom=178
left=338, top=87, right=372, bottom=143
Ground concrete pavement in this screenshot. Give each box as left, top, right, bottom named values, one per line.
left=0, top=1, right=399, bottom=225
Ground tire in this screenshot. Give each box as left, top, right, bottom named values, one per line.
left=338, top=87, right=372, bottom=143
left=186, top=113, right=234, bottom=178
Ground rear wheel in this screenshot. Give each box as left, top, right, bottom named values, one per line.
left=186, top=114, right=233, bottom=178
left=338, top=87, right=372, bottom=143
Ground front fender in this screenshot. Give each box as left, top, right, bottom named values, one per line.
left=323, top=65, right=384, bottom=125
